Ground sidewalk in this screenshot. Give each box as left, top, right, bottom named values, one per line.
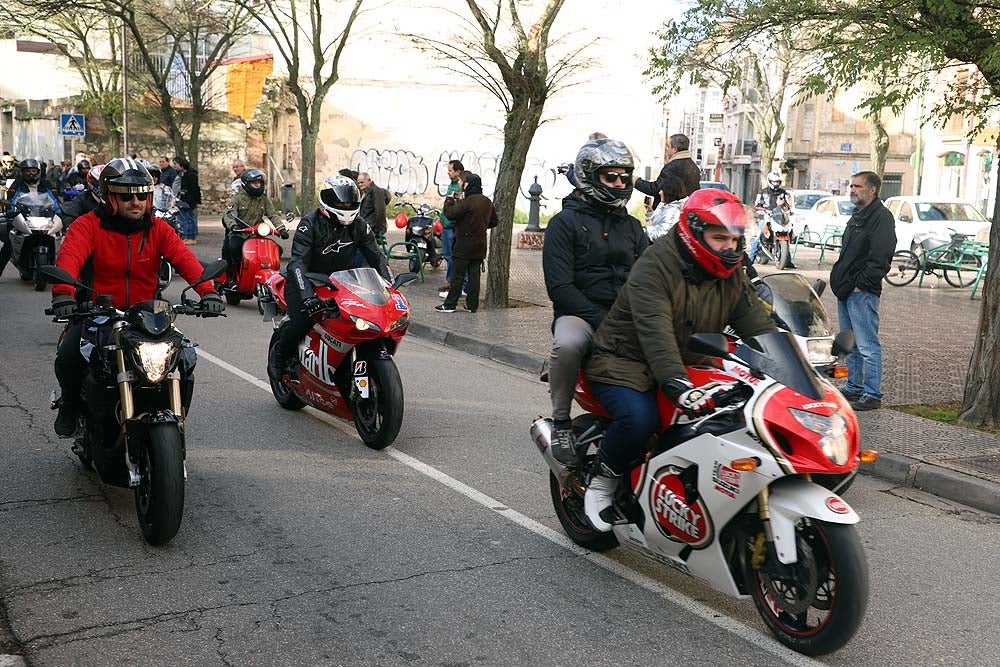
left=196, top=216, right=1000, bottom=515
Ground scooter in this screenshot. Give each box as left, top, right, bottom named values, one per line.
left=393, top=199, right=442, bottom=273
left=259, top=267, right=418, bottom=449
left=6, top=191, right=63, bottom=291
left=154, top=206, right=183, bottom=295
left=754, top=206, right=795, bottom=270
left=215, top=210, right=292, bottom=308
left=531, top=330, right=875, bottom=656
left=41, top=261, right=228, bottom=546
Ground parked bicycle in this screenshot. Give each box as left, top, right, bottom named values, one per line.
left=884, top=231, right=983, bottom=288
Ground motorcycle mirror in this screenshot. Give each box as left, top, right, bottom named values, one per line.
left=811, top=278, right=827, bottom=297
left=392, top=272, right=419, bottom=290
left=687, top=333, right=732, bottom=358
left=38, top=265, right=88, bottom=290
left=285, top=212, right=295, bottom=223
left=832, top=330, right=855, bottom=357
left=181, top=260, right=229, bottom=301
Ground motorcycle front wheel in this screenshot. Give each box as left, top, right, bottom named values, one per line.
left=776, top=239, right=792, bottom=270
left=353, top=357, right=403, bottom=450
left=134, top=422, right=185, bottom=546
left=744, top=519, right=869, bottom=656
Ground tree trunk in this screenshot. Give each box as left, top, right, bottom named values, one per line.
left=103, top=113, right=122, bottom=156
left=866, top=112, right=889, bottom=175
left=958, top=135, right=1000, bottom=428
left=485, top=99, right=543, bottom=308
left=299, top=123, right=318, bottom=213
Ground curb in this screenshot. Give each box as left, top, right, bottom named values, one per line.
left=408, top=322, right=1000, bottom=515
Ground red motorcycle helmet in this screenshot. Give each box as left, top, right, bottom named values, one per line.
left=676, top=188, right=748, bottom=279
left=394, top=213, right=409, bottom=228
left=434, top=220, right=442, bottom=234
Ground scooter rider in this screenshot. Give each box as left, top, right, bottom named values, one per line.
left=49, top=157, right=225, bottom=436
left=583, top=189, right=778, bottom=531
left=748, top=172, right=790, bottom=264
left=222, top=168, right=287, bottom=276
left=59, top=164, right=104, bottom=232
left=542, top=138, right=649, bottom=465
left=268, top=175, right=391, bottom=380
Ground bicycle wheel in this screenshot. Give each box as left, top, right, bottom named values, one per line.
left=943, top=253, right=982, bottom=288
left=884, top=250, right=920, bottom=286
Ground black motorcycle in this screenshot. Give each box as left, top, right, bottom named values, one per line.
left=393, top=199, right=443, bottom=273
left=6, top=192, right=63, bottom=291
left=41, top=261, right=227, bottom=546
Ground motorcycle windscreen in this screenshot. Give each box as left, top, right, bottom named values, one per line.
left=330, top=267, right=390, bottom=306
left=15, top=191, right=56, bottom=218
left=125, top=300, right=176, bottom=335
left=735, top=331, right=824, bottom=399
left=759, top=274, right=833, bottom=337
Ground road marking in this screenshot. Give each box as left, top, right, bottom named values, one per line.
left=198, top=349, right=823, bottom=667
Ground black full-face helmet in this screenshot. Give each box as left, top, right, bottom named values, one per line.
left=20, top=158, right=40, bottom=185
left=574, top=138, right=635, bottom=209
left=241, top=169, right=266, bottom=198
left=99, top=157, right=154, bottom=216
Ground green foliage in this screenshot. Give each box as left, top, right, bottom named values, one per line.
left=512, top=208, right=556, bottom=228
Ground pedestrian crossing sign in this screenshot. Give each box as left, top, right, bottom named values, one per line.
left=60, top=113, right=85, bottom=137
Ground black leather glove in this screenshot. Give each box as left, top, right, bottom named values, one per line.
left=278, top=227, right=289, bottom=240
left=51, top=295, right=78, bottom=317
left=303, top=296, right=336, bottom=318
left=200, top=292, right=225, bottom=314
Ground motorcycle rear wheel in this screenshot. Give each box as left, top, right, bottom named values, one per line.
left=134, top=423, right=185, bottom=546
left=744, top=519, right=869, bottom=656
left=549, top=471, right=618, bottom=552
left=225, top=291, right=242, bottom=306
left=268, top=327, right=306, bottom=410
left=408, top=249, right=425, bottom=274
left=353, top=358, right=403, bottom=450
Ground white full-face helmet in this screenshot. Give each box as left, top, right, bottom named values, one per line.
left=317, top=175, right=361, bottom=225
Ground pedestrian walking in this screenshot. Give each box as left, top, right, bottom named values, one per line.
left=435, top=172, right=497, bottom=313
left=635, top=133, right=701, bottom=203
left=829, top=171, right=896, bottom=411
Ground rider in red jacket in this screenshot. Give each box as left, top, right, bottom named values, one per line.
left=50, top=157, right=224, bottom=436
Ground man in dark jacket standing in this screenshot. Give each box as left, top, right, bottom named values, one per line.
left=542, top=138, right=649, bottom=465
left=436, top=172, right=497, bottom=313
left=829, top=171, right=896, bottom=411
left=635, top=133, right=701, bottom=203
left=356, top=171, right=390, bottom=236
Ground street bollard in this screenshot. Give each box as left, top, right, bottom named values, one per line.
left=525, top=176, right=543, bottom=233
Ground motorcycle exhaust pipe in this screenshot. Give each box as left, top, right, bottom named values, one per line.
left=530, top=417, right=567, bottom=477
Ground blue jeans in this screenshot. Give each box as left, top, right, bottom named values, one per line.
left=589, top=381, right=660, bottom=475
left=177, top=208, right=197, bottom=240
left=441, top=227, right=455, bottom=280
left=837, top=290, right=883, bottom=400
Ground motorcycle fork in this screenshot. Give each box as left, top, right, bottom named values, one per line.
left=112, top=323, right=141, bottom=486
left=753, top=486, right=777, bottom=569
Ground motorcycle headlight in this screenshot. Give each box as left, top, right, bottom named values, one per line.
left=133, top=341, right=179, bottom=384
left=255, top=221, right=274, bottom=237
left=388, top=312, right=410, bottom=332
left=806, top=338, right=835, bottom=364
left=350, top=315, right=381, bottom=332
left=789, top=408, right=850, bottom=465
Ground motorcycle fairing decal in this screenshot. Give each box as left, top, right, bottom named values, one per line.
left=712, top=462, right=741, bottom=498
left=354, top=376, right=370, bottom=398
left=750, top=383, right=795, bottom=474
left=647, top=465, right=713, bottom=549
left=300, top=338, right=338, bottom=385
left=319, top=331, right=350, bottom=353
left=391, top=294, right=408, bottom=311
left=354, top=360, right=367, bottom=375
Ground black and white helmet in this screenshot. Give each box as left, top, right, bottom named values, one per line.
left=574, top=138, right=635, bottom=208
left=318, top=175, right=361, bottom=225
left=767, top=172, right=782, bottom=187
left=99, top=157, right=154, bottom=215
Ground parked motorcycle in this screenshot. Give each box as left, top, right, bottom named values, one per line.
left=531, top=330, right=875, bottom=656
left=41, top=261, right=228, bottom=546
left=154, top=206, right=183, bottom=295
left=6, top=191, right=63, bottom=291
left=259, top=267, right=418, bottom=449
left=393, top=199, right=442, bottom=273
left=754, top=206, right=794, bottom=270
left=215, top=210, right=292, bottom=308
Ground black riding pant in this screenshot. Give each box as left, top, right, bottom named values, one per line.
left=276, top=279, right=311, bottom=362
left=55, top=323, right=85, bottom=407
left=221, top=233, right=246, bottom=274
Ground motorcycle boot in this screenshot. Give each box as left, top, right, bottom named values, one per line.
left=53, top=396, right=79, bottom=438
left=584, top=461, right=621, bottom=532
left=550, top=419, right=578, bottom=466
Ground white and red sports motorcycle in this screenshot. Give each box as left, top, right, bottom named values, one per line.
left=531, top=331, right=876, bottom=656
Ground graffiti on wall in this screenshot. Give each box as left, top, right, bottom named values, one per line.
left=350, top=146, right=576, bottom=204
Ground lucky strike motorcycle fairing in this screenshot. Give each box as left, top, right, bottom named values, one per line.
left=216, top=211, right=292, bottom=308
left=7, top=191, right=63, bottom=291
left=259, top=267, right=418, bottom=449
left=531, top=331, right=876, bottom=656
left=42, top=261, right=228, bottom=546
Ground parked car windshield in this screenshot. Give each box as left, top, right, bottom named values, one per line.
left=914, top=202, right=985, bottom=222
left=794, top=193, right=828, bottom=209
left=837, top=201, right=856, bottom=216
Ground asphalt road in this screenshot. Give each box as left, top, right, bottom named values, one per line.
left=2, top=269, right=999, bottom=666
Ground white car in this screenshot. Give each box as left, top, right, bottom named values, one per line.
left=787, top=189, right=832, bottom=221
left=798, top=196, right=855, bottom=242
left=884, top=196, right=990, bottom=252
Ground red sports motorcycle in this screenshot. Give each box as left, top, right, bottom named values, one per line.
left=532, top=331, right=876, bottom=656
left=216, top=212, right=293, bottom=308
left=259, top=267, right=418, bottom=449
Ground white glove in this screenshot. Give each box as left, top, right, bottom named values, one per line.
left=674, top=382, right=730, bottom=418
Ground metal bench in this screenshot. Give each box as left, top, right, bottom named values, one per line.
left=793, top=224, right=843, bottom=264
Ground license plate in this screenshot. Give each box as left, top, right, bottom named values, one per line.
left=415, top=240, right=427, bottom=249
